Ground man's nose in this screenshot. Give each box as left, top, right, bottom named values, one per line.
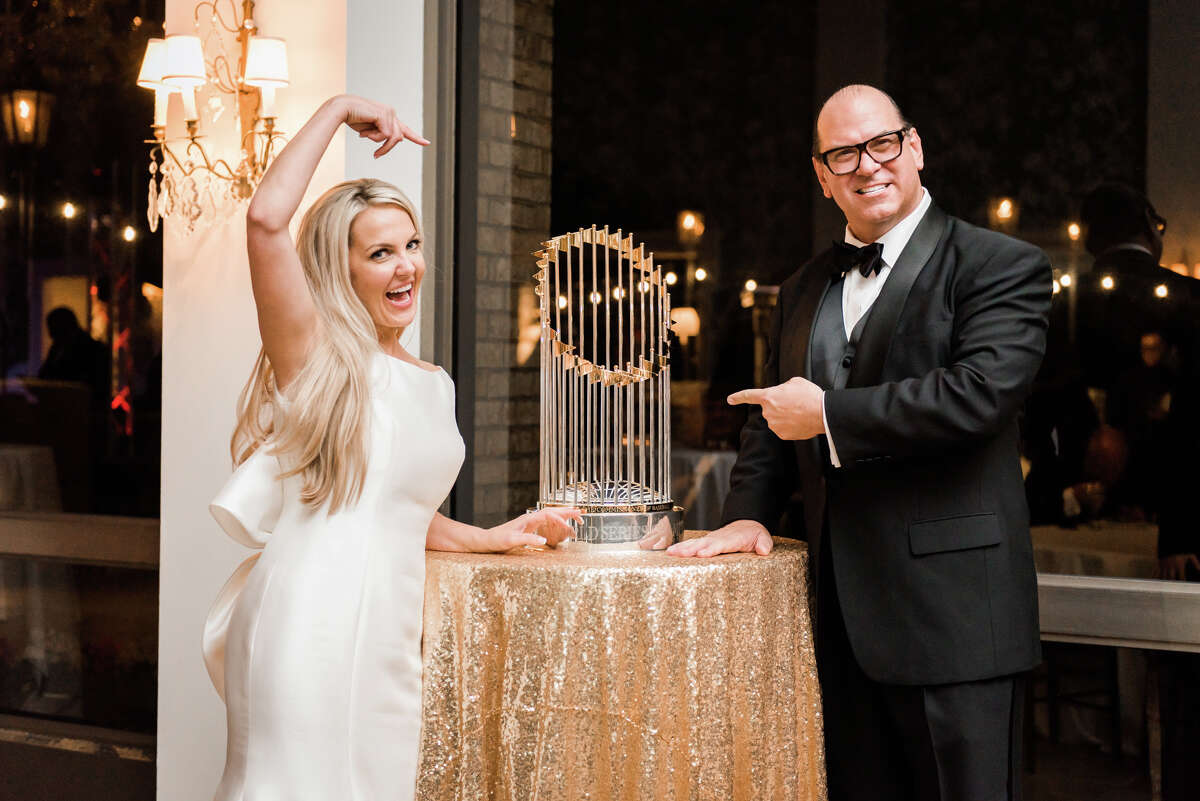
left=856, top=150, right=882, bottom=175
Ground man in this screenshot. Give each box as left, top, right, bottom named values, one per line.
left=1071, top=183, right=1200, bottom=578
left=668, top=85, right=1051, bottom=800
left=1074, top=182, right=1200, bottom=396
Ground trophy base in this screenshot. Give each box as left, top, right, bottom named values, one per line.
left=534, top=505, right=685, bottom=551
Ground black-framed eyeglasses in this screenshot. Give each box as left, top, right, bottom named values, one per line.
left=816, top=127, right=912, bottom=175
left=1149, top=209, right=1167, bottom=235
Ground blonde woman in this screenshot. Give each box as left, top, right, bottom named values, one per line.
left=202, top=95, right=579, bottom=800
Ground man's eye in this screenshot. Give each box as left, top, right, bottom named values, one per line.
left=830, top=148, right=857, bottom=162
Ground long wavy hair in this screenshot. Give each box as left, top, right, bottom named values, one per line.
left=231, top=179, right=422, bottom=514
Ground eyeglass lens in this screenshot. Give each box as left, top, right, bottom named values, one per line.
left=826, top=131, right=905, bottom=175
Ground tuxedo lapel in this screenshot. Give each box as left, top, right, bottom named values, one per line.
left=781, top=250, right=836, bottom=383
left=847, top=205, right=949, bottom=387
left=778, top=251, right=836, bottom=471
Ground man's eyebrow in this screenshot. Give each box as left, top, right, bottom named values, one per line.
left=828, top=128, right=901, bottom=149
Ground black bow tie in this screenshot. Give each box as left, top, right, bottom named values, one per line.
left=832, top=241, right=886, bottom=278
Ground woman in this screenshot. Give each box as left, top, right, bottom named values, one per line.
left=202, top=94, right=578, bottom=800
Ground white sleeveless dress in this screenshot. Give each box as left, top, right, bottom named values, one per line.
left=202, top=352, right=464, bottom=800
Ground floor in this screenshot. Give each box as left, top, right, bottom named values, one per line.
left=0, top=734, right=1154, bottom=801
left=1025, top=738, right=1151, bottom=801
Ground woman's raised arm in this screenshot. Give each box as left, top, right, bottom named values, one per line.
left=245, top=95, right=428, bottom=389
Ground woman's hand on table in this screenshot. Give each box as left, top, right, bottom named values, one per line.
left=480, top=507, right=583, bottom=552
left=666, top=519, right=773, bottom=557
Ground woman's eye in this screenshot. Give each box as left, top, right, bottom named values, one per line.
left=372, top=249, right=390, bottom=259
left=407, top=239, right=422, bottom=251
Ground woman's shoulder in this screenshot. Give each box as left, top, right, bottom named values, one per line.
left=374, top=347, right=446, bottom=376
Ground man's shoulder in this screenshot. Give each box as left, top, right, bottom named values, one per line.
left=943, top=213, right=1045, bottom=263
left=779, top=247, right=837, bottom=295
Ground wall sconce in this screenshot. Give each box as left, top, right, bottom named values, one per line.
left=136, top=1, right=289, bottom=233
left=671, top=307, right=701, bottom=344
left=678, top=210, right=705, bottom=246
left=740, top=279, right=758, bottom=308
left=1, top=90, right=54, bottom=148
left=1, top=90, right=54, bottom=150
left=988, top=197, right=1019, bottom=230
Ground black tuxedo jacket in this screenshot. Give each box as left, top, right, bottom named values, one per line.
left=722, top=205, right=1052, bottom=685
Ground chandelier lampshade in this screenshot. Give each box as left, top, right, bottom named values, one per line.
left=244, top=37, right=289, bottom=118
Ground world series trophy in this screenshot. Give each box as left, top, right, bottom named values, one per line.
left=533, top=226, right=684, bottom=549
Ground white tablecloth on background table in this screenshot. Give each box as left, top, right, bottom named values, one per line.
left=0, top=443, right=73, bottom=716
left=0, top=444, right=62, bottom=513
left=1032, top=522, right=1160, bottom=759
left=671, top=448, right=737, bottom=531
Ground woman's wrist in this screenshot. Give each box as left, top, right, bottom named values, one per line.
left=465, top=523, right=489, bottom=552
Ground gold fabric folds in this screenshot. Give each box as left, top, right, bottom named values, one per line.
left=418, top=537, right=826, bottom=801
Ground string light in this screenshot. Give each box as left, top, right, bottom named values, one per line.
left=123, top=225, right=138, bottom=242
left=1059, top=274, right=1072, bottom=288
left=664, top=271, right=678, bottom=286
left=744, top=279, right=758, bottom=292
left=61, top=202, right=77, bottom=219
left=1100, top=275, right=1115, bottom=291
left=694, top=267, right=708, bottom=282
left=1155, top=284, right=1168, bottom=299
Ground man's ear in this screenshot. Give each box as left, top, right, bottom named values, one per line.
left=812, top=157, right=833, bottom=199
left=908, top=127, right=924, bottom=171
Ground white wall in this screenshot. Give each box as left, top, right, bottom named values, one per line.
left=157, top=2, right=426, bottom=798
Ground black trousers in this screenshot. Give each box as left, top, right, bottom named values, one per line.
left=815, top=530, right=1025, bottom=801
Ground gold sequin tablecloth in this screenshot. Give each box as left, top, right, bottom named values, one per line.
left=417, top=537, right=826, bottom=801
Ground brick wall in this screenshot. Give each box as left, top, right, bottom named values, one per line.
left=470, top=0, right=552, bottom=525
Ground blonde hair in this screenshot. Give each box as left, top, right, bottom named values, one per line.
left=231, top=179, right=423, bottom=513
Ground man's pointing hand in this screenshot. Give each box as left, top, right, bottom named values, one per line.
left=728, top=376, right=825, bottom=440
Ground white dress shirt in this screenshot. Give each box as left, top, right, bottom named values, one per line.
left=822, top=189, right=933, bottom=467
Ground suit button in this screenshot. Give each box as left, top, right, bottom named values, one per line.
left=842, top=355, right=853, bottom=368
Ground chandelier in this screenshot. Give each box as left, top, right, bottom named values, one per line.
left=136, top=1, right=289, bottom=233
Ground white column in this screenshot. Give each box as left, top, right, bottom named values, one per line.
left=156, top=2, right=427, bottom=798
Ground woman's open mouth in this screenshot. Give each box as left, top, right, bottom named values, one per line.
left=385, top=283, right=414, bottom=308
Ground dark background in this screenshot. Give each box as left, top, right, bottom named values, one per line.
left=554, top=0, right=1148, bottom=277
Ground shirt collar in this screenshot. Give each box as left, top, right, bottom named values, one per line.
left=844, top=188, right=932, bottom=269
left=1102, top=242, right=1154, bottom=258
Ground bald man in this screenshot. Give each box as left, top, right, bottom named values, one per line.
left=669, top=85, right=1051, bottom=800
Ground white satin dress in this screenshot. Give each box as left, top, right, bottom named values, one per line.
left=203, top=352, right=464, bottom=800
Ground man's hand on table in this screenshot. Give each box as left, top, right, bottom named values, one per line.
left=1158, top=553, right=1200, bottom=581
left=666, top=519, right=773, bottom=558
